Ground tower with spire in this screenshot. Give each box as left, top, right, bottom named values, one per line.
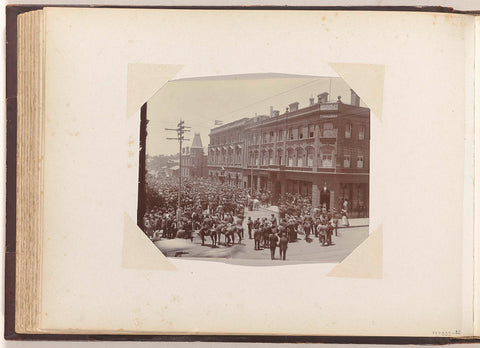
left=182, top=133, right=207, bottom=178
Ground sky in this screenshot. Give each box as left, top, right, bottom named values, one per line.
left=146, top=73, right=364, bottom=156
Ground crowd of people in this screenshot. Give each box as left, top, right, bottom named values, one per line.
left=143, top=175, right=351, bottom=260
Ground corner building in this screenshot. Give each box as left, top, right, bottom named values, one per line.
left=208, top=90, right=370, bottom=217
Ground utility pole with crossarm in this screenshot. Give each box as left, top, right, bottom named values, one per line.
left=165, top=120, right=190, bottom=228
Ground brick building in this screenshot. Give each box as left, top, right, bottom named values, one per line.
left=181, top=133, right=208, bottom=178
left=208, top=90, right=370, bottom=216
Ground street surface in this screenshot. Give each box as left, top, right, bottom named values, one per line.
left=155, top=207, right=369, bottom=265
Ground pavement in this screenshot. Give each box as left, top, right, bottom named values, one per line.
left=155, top=207, right=369, bottom=265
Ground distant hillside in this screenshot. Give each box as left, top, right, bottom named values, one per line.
left=146, top=154, right=179, bottom=173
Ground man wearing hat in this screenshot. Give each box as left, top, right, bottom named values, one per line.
left=270, top=214, right=277, bottom=227
left=279, top=233, right=289, bottom=261
left=247, top=216, right=253, bottom=239
left=269, top=230, right=279, bottom=260
left=254, top=227, right=262, bottom=250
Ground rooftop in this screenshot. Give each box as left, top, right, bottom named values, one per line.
left=191, top=133, right=203, bottom=149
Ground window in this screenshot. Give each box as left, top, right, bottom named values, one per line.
left=308, top=125, right=315, bottom=138
left=322, top=154, right=333, bottom=167
left=357, top=155, right=364, bottom=168
left=277, top=149, right=283, bottom=165
left=278, top=130, right=284, bottom=141
left=296, top=148, right=304, bottom=167
left=288, top=128, right=294, bottom=140
left=269, top=150, right=274, bottom=165
left=298, top=126, right=304, bottom=139
left=345, top=124, right=352, bottom=138
left=359, top=126, right=365, bottom=140
left=307, top=148, right=314, bottom=167
left=287, top=149, right=294, bottom=166
left=344, top=154, right=351, bottom=168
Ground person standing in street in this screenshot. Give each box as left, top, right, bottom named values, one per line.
left=247, top=217, right=253, bottom=239
left=279, top=233, right=288, bottom=261
left=254, top=228, right=262, bottom=250
left=269, top=231, right=279, bottom=260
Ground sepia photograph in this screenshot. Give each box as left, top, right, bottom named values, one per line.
left=139, top=73, right=370, bottom=264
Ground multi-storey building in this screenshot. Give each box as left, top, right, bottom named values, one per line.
left=181, top=133, right=208, bottom=178
left=208, top=90, right=370, bottom=216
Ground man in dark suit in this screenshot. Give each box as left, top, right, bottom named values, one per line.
left=254, top=228, right=262, bottom=250
left=247, top=217, right=253, bottom=239
left=269, top=231, right=279, bottom=260
left=279, top=233, right=289, bottom=261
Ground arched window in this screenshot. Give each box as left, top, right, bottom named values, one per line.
left=296, top=148, right=304, bottom=167
left=236, top=148, right=241, bottom=164
left=307, top=147, right=314, bottom=167
left=262, top=150, right=268, bottom=166
left=269, top=149, right=274, bottom=165
left=287, top=149, right=294, bottom=167
left=277, top=149, right=283, bottom=165
left=322, top=152, right=333, bottom=167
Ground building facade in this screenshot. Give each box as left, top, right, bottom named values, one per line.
left=181, top=133, right=208, bottom=178
left=208, top=90, right=370, bottom=217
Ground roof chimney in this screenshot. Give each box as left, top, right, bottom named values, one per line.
left=350, top=89, right=360, bottom=106
left=289, top=102, right=299, bottom=112
left=317, top=92, right=329, bottom=103
left=270, top=106, right=274, bottom=117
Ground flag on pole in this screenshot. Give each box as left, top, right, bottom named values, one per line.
left=214, top=120, right=223, bottom=125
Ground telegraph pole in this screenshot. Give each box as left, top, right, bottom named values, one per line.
left=165, top=120, right=190, bottom=228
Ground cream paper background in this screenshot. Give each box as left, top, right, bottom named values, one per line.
left=40, top=8, right=474, bottom=335
left=474, top=15, right=480, bottom=337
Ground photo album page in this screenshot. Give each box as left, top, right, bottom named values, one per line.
left=35, top=7, right=475, bottom=336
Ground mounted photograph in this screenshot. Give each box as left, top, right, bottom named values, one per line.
left=139, top=73, right=370, bottom=264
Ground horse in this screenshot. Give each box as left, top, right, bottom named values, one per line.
left=209, top=227, right=218, bottom=247
left=215, top=224, right=225, bottom=246
left=199, top=227, right=208, bottom=246
left=234, top=216, right=244, bottom=239
left=252, top=199, right=260, bottom=210
left=224, top=223, right=243, bottom=246
left=224, top=224, right=235, bottom=246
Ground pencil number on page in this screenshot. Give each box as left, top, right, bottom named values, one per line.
left=432, top=330, right=461, bottom=336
